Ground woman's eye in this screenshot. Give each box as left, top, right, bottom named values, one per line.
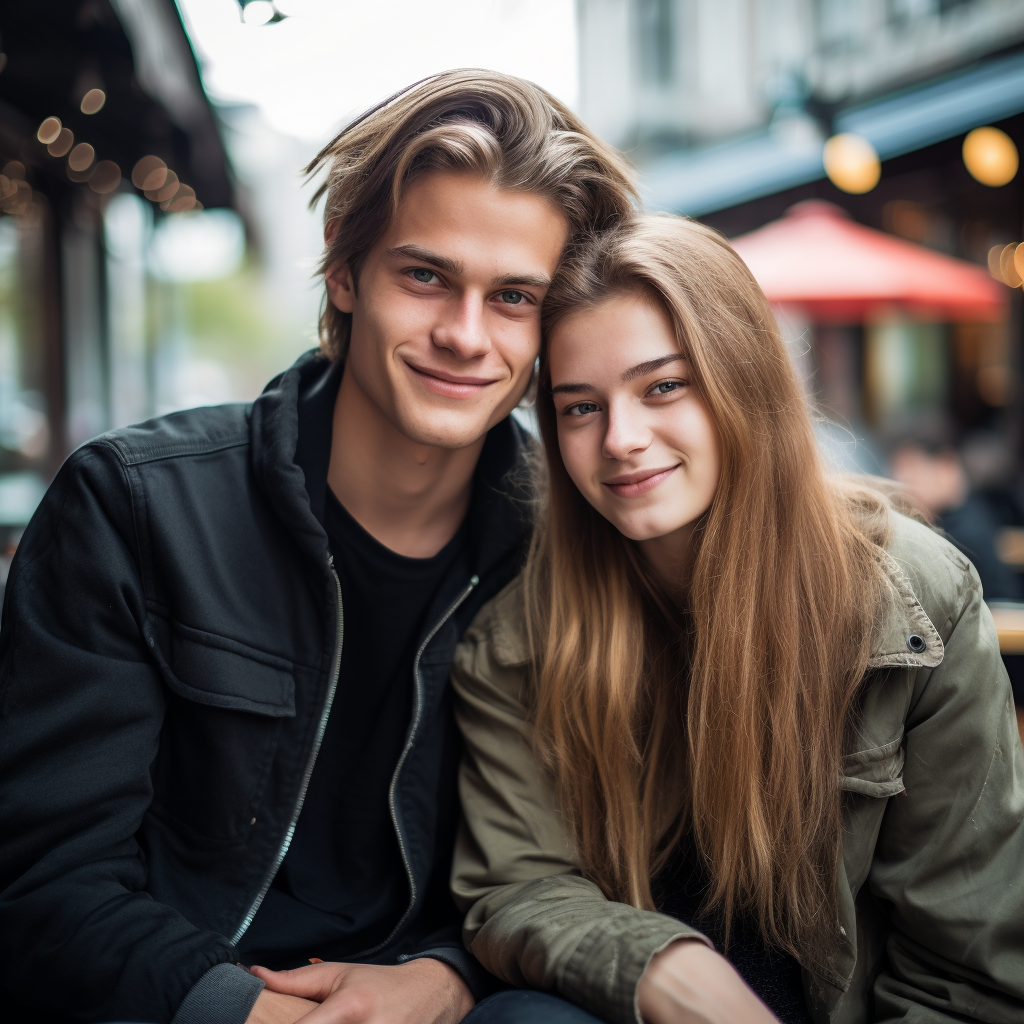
left=410, top=268, right=438, bottom=284
left=650, top=380, right=687, bottom=396
left=498, top=289, right=526, bottom=305
left=566, top=402, right=600, bottom=417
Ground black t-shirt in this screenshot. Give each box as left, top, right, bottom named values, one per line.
left=653, top=832, right=812, bottom=1024
left=238, top=489, right=467, bottom=967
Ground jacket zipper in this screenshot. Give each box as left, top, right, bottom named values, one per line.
left=355, top=573, right=480, bottom=959
left=230, top=555, right=345, bottom=945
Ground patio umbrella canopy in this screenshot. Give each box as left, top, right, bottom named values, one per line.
left=730, top=201, right=1006, bottom=322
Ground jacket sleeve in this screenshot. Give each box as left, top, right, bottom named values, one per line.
left=868, top=552, right=1024, bottom=1022
left=0, top=445, right=237, bottom=1023
left=449, top=584, right=708, bottom=1024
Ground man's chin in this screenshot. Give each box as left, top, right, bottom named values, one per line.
left=396, top=410, right=499, bottom=451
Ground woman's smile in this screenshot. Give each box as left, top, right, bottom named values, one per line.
left=602, top=464, right=678, bottom=498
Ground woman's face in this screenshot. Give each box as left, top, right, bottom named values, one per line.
left=548, top=292, right=720, bottom=554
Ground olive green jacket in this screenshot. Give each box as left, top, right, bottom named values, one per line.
left=450, top=514, right=1024, bottom=1024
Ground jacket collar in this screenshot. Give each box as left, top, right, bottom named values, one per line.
left=867, top=550, right=944, bottom=670
left=248, top=349, right=531, bottom=577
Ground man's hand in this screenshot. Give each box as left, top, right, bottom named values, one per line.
left=249, top=958, right=475, bottom=1024
left=245, top=989, right=320, bottom=1024
left=637, top=940, right=780, bottom=1024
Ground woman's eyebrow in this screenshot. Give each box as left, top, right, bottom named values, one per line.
left=621, top=354, right=687, bottom=381
left=550, top=381, right=593, bottom=395
left=551, top=354, right=687, bottom=395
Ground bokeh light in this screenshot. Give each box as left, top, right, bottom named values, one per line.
left=80, top=88, right=107, bottom=115
left=36, top=117, right=61, bottom=145
left=68, top=143, right=95, bottom=172
left=823, top=133, right=881, bottom=194
left=132, top=155, right=168, bottom=191
left=47, top=128, right=74, bottom=157
left=999, top=243, right=1022, bottom=287
left=89, top=160, right=121, bottom=194
left=146, top=169, right=179, bottom=202
left=962, top=126, right=1018, bottom=187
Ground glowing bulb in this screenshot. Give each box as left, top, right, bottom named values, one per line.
left=81, top=88, right=106, bottom=115
left=1000, top=244, right=1021, bottom=288
left=68, top=143, right=95, bottom=172
left=47, top=128, right=74, bottom=158
left=89, top=161, right=121, bottom=194
left=962, top=127, right=1018, bottom=187
left=242, top=1, right=275, bottom=25
left=132, top=155, right=167, bottom=191
left=823, top=133, right=881, bottom=194
left=37, top=117, right=61, bottom=145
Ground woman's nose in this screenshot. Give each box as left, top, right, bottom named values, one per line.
left=602, top=402, right=650, bottom=460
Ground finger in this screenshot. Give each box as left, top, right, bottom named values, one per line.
left=251, top=963, right=345, bottom=1001
left=296, top=988, right=376, bottom=1024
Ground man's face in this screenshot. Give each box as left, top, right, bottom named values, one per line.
left=326, top=170, right=568, bottom=449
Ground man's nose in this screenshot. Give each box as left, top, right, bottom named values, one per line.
left=432, top=293, right=491, bottom=360
left=602, top=401, right=650, bottom=460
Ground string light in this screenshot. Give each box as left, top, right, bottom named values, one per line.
left=36, top=117, right=62, bottom=145
left=89, top=161, right=121, bottom=194
left=823, top=133, right=881, bottom=194
left=963, top=126, right=1018, bottom=187
left=80, top=88, right=106, bottom=115
left=48, top=128, right=74, bottom=157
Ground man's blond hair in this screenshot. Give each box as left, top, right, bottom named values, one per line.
left=306, top=68, right=637, bottom=360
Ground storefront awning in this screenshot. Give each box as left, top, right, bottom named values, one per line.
left=730, top=201, right=1006, bottom=322
left=643, top=50, right=1024, bottom=217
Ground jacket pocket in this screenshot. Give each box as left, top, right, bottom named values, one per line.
left=841, top=735, right=906, bottom=798
left=148, top=618, right=293, bottom=845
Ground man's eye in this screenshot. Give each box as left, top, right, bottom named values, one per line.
left=410, top=268, right=437, bottom=284
left=499, top=289, right=526, bottom=305
left=650, top=380, right=686, bottom=395
left=566, top=402, right=600, bottom=417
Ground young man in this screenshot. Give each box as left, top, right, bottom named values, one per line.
left=0, top=71, right=634, bottom=1024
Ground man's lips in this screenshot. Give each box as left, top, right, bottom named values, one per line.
left=602, top=465, right=678, bottom=498
left=405, top=361, right=501, bottom=397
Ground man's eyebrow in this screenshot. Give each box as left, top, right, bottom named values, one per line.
left=621, top=354, right=687, bottom=382
left=493, top=273, right=551, bottom=289
left=385, top=244, right=464, bottom=276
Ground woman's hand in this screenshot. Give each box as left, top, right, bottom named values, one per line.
left=637, top=940, right=781, bottom=1024
left=248, top=958, right=475, bottom=1024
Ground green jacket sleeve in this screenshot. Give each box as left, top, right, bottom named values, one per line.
left=866, top=545, right=1024, bottom=1023
left=449, top=579, right=709, bottom=1024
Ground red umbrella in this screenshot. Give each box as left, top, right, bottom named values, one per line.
left=730, top=201, right=1006, bottom=322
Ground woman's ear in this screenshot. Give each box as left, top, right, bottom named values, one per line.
left=325, top=263, right=356, bottom=314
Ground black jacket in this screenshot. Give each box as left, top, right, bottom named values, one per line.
left=0, top=351, right=529, bottom=1023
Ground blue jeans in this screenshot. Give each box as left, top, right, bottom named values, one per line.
left=464, top=989, right=607, bottom=1023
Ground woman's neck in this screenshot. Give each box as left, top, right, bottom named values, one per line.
left=637, top=522, right=696, bottom=604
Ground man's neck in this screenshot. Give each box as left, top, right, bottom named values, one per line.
left=326, top=367, right=485, bottom=558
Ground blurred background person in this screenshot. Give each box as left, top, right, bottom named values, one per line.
left=889, top=425, right=1024, bottom=600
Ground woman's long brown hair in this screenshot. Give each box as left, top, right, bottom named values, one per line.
left=524, top=215, right=893, bottom=965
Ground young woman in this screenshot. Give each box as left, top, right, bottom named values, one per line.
left=450, top=216, right=1024, bottom=1024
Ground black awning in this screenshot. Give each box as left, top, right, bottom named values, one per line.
left=0, top=0, right=234, bottom=210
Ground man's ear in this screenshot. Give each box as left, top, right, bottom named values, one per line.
left=325, top=262, right=356, bottom=314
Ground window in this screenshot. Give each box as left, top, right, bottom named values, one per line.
left=637, top=0, right=674, bottom=87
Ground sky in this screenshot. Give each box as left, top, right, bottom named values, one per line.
left=175, top=0, right=579, bottom=144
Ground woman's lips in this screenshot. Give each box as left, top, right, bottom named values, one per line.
left=405, top=361, right=499, bottom=398
left=602, top=465, right=678, bottom=498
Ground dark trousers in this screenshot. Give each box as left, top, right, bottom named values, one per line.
left=104, top=990, right=607, bottom=1024
left=465, top=990, right=607, bottom=1023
